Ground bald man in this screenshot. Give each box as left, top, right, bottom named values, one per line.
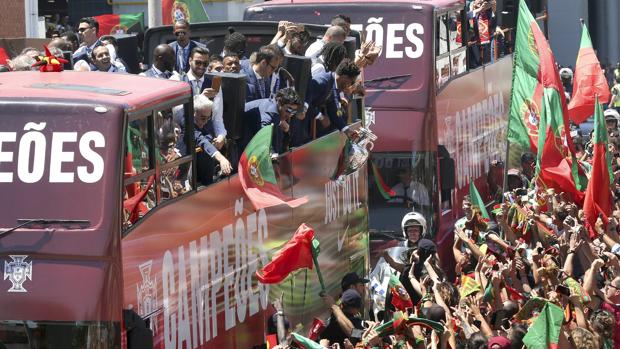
left=305, top=25, right=347, bottom=62
left=141, top=44, right=176, bottom=79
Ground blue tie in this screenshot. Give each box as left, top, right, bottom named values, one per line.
left=258, top=78, right=266, bottom=99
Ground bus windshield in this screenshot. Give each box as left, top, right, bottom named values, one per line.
left=0, top=102, right=119, bottom=230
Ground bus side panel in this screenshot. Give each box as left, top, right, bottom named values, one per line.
left=435, top=57, right=512, bottom=265
left=121, top=131, right=369, bottom=349
left=0, top=101, right=124, bottom=323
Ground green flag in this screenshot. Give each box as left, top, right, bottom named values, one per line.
left=291, top=333, right=325, bottom=349
left=522, top=302, right=564, bottom=349
left=507, top=0, right=543, bottom=166
left=469, top=180, right=490, bottom=220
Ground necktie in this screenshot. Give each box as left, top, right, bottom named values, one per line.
left=161, top=71, right=171, bottom=79
left=194, top=80, right=202, bottom=95
left=177, top=47, right=185, bottom=71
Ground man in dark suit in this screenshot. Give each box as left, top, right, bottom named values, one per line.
left=240, top=44, right=284, bottom=102
left=169, top=20, right=208, bottom=73
left=298, top=59, right=360, bottom=143
left=140, top=44, right=176, bottom=79
left=170, top=46, right=213, bottom=96
left=242, top=87, right=305, bottom=155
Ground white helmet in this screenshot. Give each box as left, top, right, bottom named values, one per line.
left=401, top=211, right=427, bottom=238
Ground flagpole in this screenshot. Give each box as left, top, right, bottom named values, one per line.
left=311, top=238, right=326, bottom=296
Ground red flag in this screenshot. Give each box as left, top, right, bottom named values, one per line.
left=530, top=9, right=586, bottom=203
left=584, top=99, right=613, bottom=238
left=568, top=24, right=611, bottom=124
left=256, top=223, right=315, bottom=284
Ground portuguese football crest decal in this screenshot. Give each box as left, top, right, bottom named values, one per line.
left=521, top=98, right=540, bottom=137
left=172, top=1, right=190, bottom=23
left=248, top=155, right=264, bottom=186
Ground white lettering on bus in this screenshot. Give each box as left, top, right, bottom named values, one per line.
left=453, top=92, right=506, bottom=189
left=325, top=171, right=361, bottom=225
left=351, top=19, right=424, bottom=59
left=0, top=122, right=105, bottom=184
left=161, top=203, right=270, bottom=348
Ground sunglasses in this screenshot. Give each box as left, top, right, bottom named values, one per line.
left=267, top=61, right=279, bottom=71
left=174, top=31, right=187, bottom=36
left=192, top=60, right=207, bottom=66
left=285, top=107, right=299, bottom=116
left=77, top=27, right=90, bottom=33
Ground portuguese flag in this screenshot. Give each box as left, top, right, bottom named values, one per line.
left=388, top=274, right=413, bottom=311
left=370, top=160, right=395, bottom=200
left=238, top=125, right=308, bottom=210
left=507, top=0, right=544, bottom=155
left=469, top=180, right=490, bottom=220
left=522, top=302, right=564, bottom=349
left=162, top=0, right=209, bottom=25
left=256, top=223, right=316, bottom=284
left=568, top=23, right=611, bottom=124
left=94, top=13, right=144, bottom=37
left=514, top=0, right=585, bottom=202
left=583, top=98, right=613, bottom=238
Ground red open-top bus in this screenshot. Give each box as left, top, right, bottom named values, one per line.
left=245, top=0, right=513, bottom=265
left=0, top=71, right=369, bottom=348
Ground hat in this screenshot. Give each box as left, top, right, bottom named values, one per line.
left=604, top=108, right=620, bottom=121
left=341, top=272, right=369, bottom=291
left=488, top=336, right=511, bottom=349
left=341, top=289, right=362, bottom=308
left=417, top=238, right=437, bottom=253
left=559, top=67, right=573, bottom=79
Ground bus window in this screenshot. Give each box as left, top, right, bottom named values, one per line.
left=126, top=117, right=151, bottom=174
left=449, top=10, right=467, bottom=76
left=155, top=107, right=193, bottom=202
left=436, top=13, right=451, bottom=89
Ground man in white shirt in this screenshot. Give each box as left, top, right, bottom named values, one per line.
left=73, top=17, right=117, bottom=64
left=74, top=45, right=126, bottom=73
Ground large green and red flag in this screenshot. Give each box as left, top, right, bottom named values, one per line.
left=162, top=0, right=209, bottom=25
left=94, top=13, right=144, bottom=37
left=521, top=0, right=586, bottom=202
left=469, top=180, right=490, bottom=220
left=583, top=98, right=613, bottom=238
left=507, top=0, right=545, bottom=156
left=239, top=125, right=308, bottom=210
left=291, top=333, right=325, bottom=349
left=370, top=160, right=395, bottom=200
left=568, top=24, right=611, bottom=124
left=256, top=223, right=316, bottom=284
left=522, top=302, right=564, bottom=349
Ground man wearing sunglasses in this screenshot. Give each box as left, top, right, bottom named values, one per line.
left=242, top=87, right=305, bottom=155
left=169, top=19, right=207, bottom=73
left=240, top=44, right=284, bottom=102
left=73, top=17, right=118, bottom=65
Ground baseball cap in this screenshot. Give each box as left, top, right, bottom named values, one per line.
left=341, top=272, right=369, bottom=291
left=488, top=336, right=511, bottom=349
left=341, top=289, right=362, bottom=308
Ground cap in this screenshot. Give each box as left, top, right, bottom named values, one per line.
left=559, top=67, right=573, bottom=79
left=341, top=272, right=369, bottom=291
left=487, top=336, right=511, bottom=349
left=341, top=289, right=362, bottom=308
left=604, top=108, right=620, bottom=121
left=417, top=238, right=437, bottom=253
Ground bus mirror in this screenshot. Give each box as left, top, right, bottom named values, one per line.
left=207, top=72, right=247, bottom=141
left=123, top=309, right=154, bottom=349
